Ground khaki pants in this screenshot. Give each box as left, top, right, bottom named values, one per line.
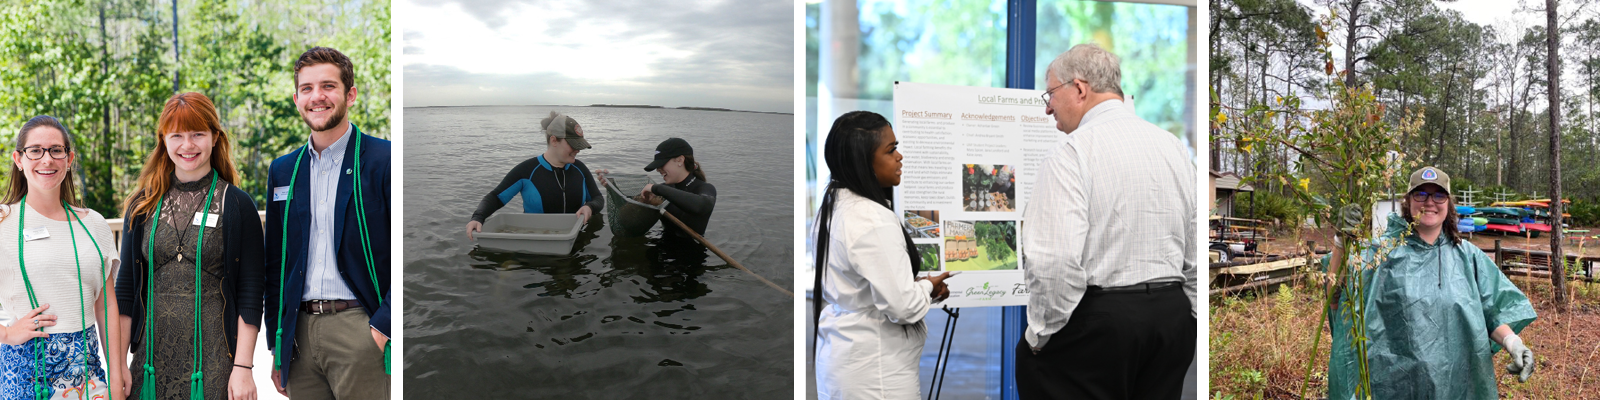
left=288, top=307, right=390, bottom=400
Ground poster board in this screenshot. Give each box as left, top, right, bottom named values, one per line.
left=893, top=82, right=1063, bottom=308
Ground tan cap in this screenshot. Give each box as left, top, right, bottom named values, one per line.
left=1408, top=166, right=1450, bottom=194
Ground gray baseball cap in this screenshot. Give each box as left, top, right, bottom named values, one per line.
left=541, top=111, right=591, bottom=150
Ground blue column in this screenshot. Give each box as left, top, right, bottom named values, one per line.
left=1005, top=0, right=1036, bottom=91
left=1002, top=1, right=1034, bottom=400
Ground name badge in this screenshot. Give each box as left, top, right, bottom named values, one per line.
left=22, top=227, right=48, bottom=241
left=192, top=212, right=220, bottom=228
left=273, top=186, right=290, bottom=202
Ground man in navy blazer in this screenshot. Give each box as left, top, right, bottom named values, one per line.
left=265, top=46, right=392, bottom=400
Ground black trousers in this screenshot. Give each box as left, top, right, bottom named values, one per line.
left=1015, top=284, right=1196, bottom=400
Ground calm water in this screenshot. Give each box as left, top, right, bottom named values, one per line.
left=403, top=106, right=793, bottom=398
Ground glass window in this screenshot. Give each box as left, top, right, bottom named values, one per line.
left=807, top=0, right=1008, bottom=215
left=1036, top=0, right=1195, bottom=143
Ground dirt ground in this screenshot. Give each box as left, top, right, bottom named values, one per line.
left=1211, top=276, right=1600, bottom=399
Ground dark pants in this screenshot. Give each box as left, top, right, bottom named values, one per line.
left=1015, top=285, right=1196, bottom=400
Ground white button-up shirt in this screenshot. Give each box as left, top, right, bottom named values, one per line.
left=1021, top=99, right=1197, bottom=348
left=303, top=124, right=358, bottom=301
left=814, top=188, right=934, bottom=399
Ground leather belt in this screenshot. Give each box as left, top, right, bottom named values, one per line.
left=300, top=299, right=360, bottom=315
left=1087, top=281, right=1182, bottom=294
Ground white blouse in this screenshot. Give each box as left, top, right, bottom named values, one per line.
left=0, top=202, right=120, bottom=334
left=815, top=189, right=935, bottom=400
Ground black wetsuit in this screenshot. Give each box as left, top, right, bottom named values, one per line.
left=471, top=155, right=604, bottom=223
left=650, top=175, right=716, bottom=241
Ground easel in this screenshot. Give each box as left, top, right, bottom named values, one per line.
left=926, top=306, right=961, bottom=400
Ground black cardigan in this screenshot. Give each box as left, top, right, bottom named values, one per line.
left=115, top=184, right=265, bottom=355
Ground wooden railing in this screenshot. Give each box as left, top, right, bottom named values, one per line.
left=1212, top=239, right=1600, bottom=295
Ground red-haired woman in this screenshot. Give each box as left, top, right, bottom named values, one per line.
left=115, top=92, right=264, bottom=400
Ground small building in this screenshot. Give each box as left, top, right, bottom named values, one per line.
left=1211, top=170, right=1254, bottom=218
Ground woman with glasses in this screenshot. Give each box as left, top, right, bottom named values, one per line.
left=1324, top=166, right=1537, bottom=399
left=0, top=116, right=124, bottom=399
left=114, top=92, right=265, bottom=400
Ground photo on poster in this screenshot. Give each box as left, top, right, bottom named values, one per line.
left=914, top=243, right=942, bottom=272
left=941, top=220, right=1017, bottom=271
left=961, top=164, right=1016, bottom=212
left=904, top=209, right=941, bottom=238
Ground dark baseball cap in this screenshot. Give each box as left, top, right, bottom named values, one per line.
left=644, top=138, right=693, bottom=172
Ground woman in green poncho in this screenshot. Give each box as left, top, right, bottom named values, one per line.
left=1327, top=166, right=1537, bottom=399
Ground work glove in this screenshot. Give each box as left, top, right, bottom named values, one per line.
left=1503, top=333, right=1535, bottom=382
left=1337, top=203, right=1364, bottom=237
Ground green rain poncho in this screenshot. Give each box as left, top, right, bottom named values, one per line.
left=1325, top=213, right=1537, bottom=399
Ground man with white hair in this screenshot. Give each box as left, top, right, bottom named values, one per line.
left=1017, top=43, right=1197, bottom=399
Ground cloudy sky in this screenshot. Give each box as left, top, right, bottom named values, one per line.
left=401, top=0, right=792, bottom=112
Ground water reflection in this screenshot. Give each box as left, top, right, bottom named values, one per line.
left=466, top=217, right=725, bottom=305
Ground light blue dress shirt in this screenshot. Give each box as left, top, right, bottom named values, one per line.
left=303, top=123, right=358, bottom=301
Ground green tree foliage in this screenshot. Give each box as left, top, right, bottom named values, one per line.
left=853, top=0, right=1006, bottom=101
left=1229, top=191, right=1305, bottom=227
left=1036, top=1, right=1190, bottom=134
left=1215, top=0, right=1600, bottom=218
left=0, top=0, right=389, bottom=216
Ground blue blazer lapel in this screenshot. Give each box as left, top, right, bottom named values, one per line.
left=333, top=126, right=362, bottom=254
left=291, top=147, right=314, bottom=275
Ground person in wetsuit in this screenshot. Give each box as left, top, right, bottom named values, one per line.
left=639, top=138, right=715, bottom=243
left=465, top=111, right=604, bottom=239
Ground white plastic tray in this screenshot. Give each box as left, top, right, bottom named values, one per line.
left=475, top=213, right=586, bottom=255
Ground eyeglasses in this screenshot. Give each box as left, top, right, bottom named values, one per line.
left=1041, top=79, right=1079, bottom=103
left=1408, top=191, right=1450, bottom=204
left=18, top=146, right=69, bottom=160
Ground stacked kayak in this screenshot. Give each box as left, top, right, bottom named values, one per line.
left=1484, top=223, right=1524, bottom=234
left=1456, top=207, right=1489, bottom=233
left=1469, top=199, right=1572, bottom=237
left=1476, top=207, right=1530, bottom=217
left=1465, top=207, right=1523, bottom=234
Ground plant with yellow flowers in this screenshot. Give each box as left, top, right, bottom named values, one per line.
left=1215, top=14, right=1427, bottom=400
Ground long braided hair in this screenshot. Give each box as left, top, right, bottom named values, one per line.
left=811, top=111, right=921, bottom=355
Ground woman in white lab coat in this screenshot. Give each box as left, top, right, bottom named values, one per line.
left=811, top=111, right=952, bottom=399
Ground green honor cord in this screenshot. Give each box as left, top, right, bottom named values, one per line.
left=272, top=130, right=388, bottom=376
left=273, top=147, right=305, bottom=371
left=15, top=195, right=106, bottom=400
left=351, top=132, right=387, bottom=374
left=65, top=198, right=108, bottom=400
left=141, top=172, right=218, bottom=400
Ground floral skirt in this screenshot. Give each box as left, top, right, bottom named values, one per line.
left=0, top=327, right=108, bottom=400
